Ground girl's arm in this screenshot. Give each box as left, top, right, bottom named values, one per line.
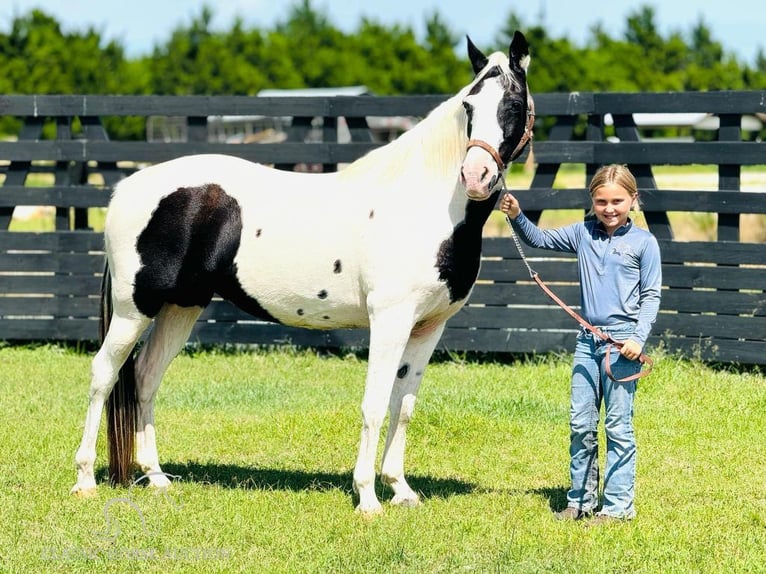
left=500, top=193, right=579, bottom=252
left=633, top=236, right=663, bottom=348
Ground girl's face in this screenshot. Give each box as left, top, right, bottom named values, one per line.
left=591, top=182, right=635, bottom=235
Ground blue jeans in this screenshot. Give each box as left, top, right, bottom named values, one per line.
left=567, top=324, right=640, bottom=519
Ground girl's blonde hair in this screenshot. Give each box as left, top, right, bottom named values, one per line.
left=587, top=164, right=642, bottom=218
left=589, top=164, right=640, bottom=208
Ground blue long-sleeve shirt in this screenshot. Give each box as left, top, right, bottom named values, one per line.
left=510, top=212, right=662, bottom=348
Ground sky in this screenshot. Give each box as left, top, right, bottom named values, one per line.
left=4, top=0, right=764, bottom=65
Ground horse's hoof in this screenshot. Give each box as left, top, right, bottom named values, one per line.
left=390, top=495, right=422, bottom=508
left=70, top=485, right=97, bottom=498
left=147, top=475, right=172, bottom=490
left=355, top=502, right=384, bottom=517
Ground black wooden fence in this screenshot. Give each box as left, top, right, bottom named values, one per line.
left=1, top=92, right=764, bottom=364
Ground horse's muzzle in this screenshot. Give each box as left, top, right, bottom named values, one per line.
left=460, top=166, right=501, bottom=201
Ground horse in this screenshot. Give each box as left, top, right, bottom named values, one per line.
left=71, top=31, right=534, bottom=515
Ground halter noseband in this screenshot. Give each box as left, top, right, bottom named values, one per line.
left=466, top=92, right=535, bottom=172
left=465, top=138, right=505, bottom=171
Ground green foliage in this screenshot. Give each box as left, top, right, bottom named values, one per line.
left=146, top=8, right=270, bottom=95
left=0, top=9, right=130, bottom=94
left=1, top=2, right=765, bottom=141
left=1, top=1, right=765, bottom=101
left=495, top=5, right=766, bottom=93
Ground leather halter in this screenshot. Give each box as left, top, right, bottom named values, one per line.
left=465, top=139, right=505, bottom=171
left=466, top=90, right=535, bottom=171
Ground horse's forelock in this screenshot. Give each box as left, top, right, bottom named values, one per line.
left=470, top=52, right=523, bottom=94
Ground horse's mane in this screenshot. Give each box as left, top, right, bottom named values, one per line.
left=339, top=87, right=471, bottom=184
left=339, top=51, right=511, bottom=186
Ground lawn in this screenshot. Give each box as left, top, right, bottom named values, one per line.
left=0, top=344, right=764, bottom=573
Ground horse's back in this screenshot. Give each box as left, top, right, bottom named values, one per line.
left=113, top=155, right=275, bottom=202
left=103, top=154, right=372, bottom=324
left=107, top=155, right=340, bottom=245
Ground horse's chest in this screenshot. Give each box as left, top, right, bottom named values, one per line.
left=434, top=221, right=484, bottom=303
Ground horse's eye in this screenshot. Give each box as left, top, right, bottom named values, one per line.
left=462, top=101, right=473, bottom=115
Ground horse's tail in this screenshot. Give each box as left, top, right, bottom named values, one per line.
left=101, top=261, right=138, bottom=486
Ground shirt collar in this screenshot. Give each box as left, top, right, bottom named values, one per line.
left=595, top=217, right=633, bottom=237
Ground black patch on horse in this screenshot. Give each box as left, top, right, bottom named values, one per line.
left=435, top=189, right=500, bottom=302
left=133, top=184, right=278, bottom=323
left=498, top=91, right=528, bottom=166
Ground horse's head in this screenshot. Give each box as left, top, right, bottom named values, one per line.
left=459, top=32, right=534, bottom=201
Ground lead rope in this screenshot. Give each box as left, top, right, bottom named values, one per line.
left=500, top=181, right=652, bottom=383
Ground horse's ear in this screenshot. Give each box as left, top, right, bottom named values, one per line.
left=466, top=35, right=488, bottom=75
left=509, top=31, right=530, bottom=73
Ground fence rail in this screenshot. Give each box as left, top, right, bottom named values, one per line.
left=1, top=92, right=765, bottom=364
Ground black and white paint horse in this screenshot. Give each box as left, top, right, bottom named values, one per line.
left=72, top=32, right=533, bottom=514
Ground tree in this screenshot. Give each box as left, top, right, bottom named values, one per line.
left=1, top=3, right=765, bottom=102
left=423, top=11, right=467, bottom=93
left=145, top=6, right=263, bottom=95
left=625, top=6, right=663, bottom=56
left=0, top=9, right=128, bottom=94
left=689, top=18, right=723, bottom=68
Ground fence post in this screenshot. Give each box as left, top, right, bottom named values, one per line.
left=1, top=117, right=44, bottom=230
left=717, top=114, right=742, bottom=241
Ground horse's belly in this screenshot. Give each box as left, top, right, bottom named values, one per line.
left=234, top=254, right=369, bottom=329
left=268, top=294, right=370, bottom=329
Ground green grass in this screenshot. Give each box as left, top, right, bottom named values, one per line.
left=0, top=344, right=765, bottom=573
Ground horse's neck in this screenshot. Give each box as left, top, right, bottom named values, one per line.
left=343, top=93, right=468, bottom=189
left=405, top=95, right=468, bottom=170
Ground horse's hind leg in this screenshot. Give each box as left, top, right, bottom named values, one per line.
left=134, top=304, right=203, bottom=488
left=72, top=312, right=151, bottom=495
left=380, top=323, right=446, bottom=507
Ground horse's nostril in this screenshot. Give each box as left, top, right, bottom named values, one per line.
left=481, top=167, right=489, bottom=182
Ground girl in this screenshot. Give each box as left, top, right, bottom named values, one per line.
left=500, top=164, right=661, bottom=524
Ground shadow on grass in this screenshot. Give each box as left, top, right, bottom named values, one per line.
left=161, top=461, right=354, bottom=493
left=103, top=461, right=479, bottom=507
left=530, top=485, right=569, bottom=512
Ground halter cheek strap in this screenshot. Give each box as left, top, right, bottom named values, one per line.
left=511, top=93, right=535, bottom=161
left=465, top=91, right=536, bottom=171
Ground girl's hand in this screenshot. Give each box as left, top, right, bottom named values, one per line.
left=619, top=339, right=642, bottom=361
left=499, top=193, right=521, bottom=219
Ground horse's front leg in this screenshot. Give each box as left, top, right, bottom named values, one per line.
left=381, top=323, right=445, bottom=507
left=353, top=306, right=413, bottom=515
